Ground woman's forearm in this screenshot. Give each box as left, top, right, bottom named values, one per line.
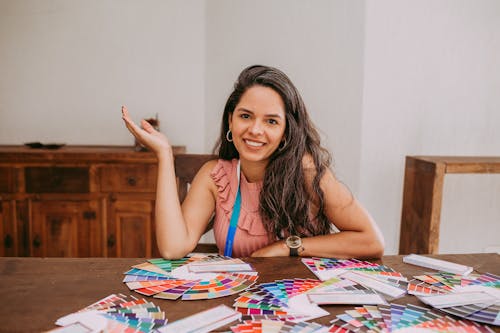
left=299, top=232, right=384, bottom=259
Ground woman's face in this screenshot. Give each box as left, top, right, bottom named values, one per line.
left=229, top=85, right=286, bottom=165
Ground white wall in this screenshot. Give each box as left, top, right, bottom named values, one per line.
left=1, top=0, right=499, bottom=254
left=361, top=0, right=500, bottom=254
left=0, top=0, right=206, bottom=152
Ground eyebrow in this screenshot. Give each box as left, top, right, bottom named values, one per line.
left=235, top=108, right=284, bottom=119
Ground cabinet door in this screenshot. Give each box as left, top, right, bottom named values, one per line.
left=30, top=200, right=102, bottom=257
left=106, top=199, right=156, bottom=258
left=0, top=200, right=15, bottom=256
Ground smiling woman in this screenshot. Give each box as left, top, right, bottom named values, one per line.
left=122, top=65, right=385, bottom=260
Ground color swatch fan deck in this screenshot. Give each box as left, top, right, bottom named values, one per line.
left=124, top=254, right=259, bottom=300
left=302, top=258, right=408, bottom=300
left=52, top=294, right=168, bottom=332
left=408, top=272, right=500, bottom=326
left=233, top=278, right=336, bottom=322
left=329, top=303, right=495, bottom=332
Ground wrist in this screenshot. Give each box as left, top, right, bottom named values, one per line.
left=156, top=147, right=174, bottom=161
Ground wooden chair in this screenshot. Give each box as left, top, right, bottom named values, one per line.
left=174, top=153, right=219, bottom=252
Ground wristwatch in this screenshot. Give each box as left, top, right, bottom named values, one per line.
left=285, top=235, right=302, bottom=257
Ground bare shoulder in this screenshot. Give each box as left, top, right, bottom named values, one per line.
left=192, top=159, right=219, bottom=192
left=195, top=159, right=219, bottom=180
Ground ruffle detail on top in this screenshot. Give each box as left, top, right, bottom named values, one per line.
left=210, top=159, right=236, bottom=218
left=210, top=159, right=268, bottom=236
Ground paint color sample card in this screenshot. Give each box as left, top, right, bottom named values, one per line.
left=406, top=271, right=500, bottom=326
left=307, top=291, right=387, bottom=305
left=123, top=253, right=259, bottom=300
left=403, top=254, right=473, bottom=275
left=51, top=294, right=168, bottom=332
left=328, top=303, right=496, bottom=332
left=302, top=257, right=406, bottom=282
left=301, top=257, right=407, bottom=303
left=233, top=278, right=331, bottom=322
left=231, top=319, right=329, bottom=333
left=158, top=304, right=241, bottom=333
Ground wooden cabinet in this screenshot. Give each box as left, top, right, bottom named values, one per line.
left=31, top=200, right=101, bottom=257
left=0, top=145, right=185, bottom=257
left=106, top=197, right=156, bottom=258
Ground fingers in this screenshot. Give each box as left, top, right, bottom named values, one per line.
left=141, top=119, right=157, bottom=134
left=121, top=105, right=144, bottom=138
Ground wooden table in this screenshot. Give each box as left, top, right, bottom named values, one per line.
left=399, top=156, right=500, bottom=254
left=0, top=253, right=499, bottom=332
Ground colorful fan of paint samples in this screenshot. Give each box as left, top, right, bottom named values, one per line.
left=328, top=303, right=495, bottom=333
left=231, top=319, right=328, bottom=333
left=233, top=278, right=335, bottom=321
left=407, top=272, right=500, bottom=326
left=408, top=272, right=500, bottom=296
left=302, top=257, right=408, bottom=300
left=302, top=257, right=405, bottom=282
left=124, top=254, right=259, bottom=300
left=53, top=294, right=167, bottom=332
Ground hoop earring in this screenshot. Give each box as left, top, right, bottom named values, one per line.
left=278, top=138, right=287, bottom=151
left=226, top=129, right=233, bottom=142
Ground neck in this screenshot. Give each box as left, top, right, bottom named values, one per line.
left=240, top=159, right=267, bottom=183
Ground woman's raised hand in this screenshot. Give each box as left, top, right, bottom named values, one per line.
left=121, top=106, right=172, bottom=157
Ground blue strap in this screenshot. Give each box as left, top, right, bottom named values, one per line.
left=224, top=161, right=241, bottom=257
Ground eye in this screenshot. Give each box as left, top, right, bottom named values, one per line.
left=240, top=113, right=250, bottom=119
left=267, top=119, right=279, bottom=125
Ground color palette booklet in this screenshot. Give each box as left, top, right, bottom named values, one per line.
left=123, top=253, right=258, bottom=300
left=407, top=271, right=500, bottom=326
left=329, top=303, right=495, bottom=332
left=301, top=258, right=408, bottom=302
left=51, top=293, right=168, bottom=333
left=233, top=277, right=332, bottom=322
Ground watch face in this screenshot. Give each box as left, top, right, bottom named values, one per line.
left=286, top=235, right=302, bottom=249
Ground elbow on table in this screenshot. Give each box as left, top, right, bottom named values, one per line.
left=367, top=237, right=385, bottom=259
left=159, top=248, right=189, bottom=260
left=158, top=244, right=194, bottom=260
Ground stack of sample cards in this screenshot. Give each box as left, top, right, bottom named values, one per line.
left=158, top=304, right=241, bottom=333
left=233, top=278, right=330, bottom=321
left=52, top=294, right=167, bottom=332
left=302, top=258, right=408, bottom=301
left=328, top=303, right=495, bottom=332
left=403, top=254, right=473, bottom=275
left=231, top=318, right=328, bottom=333
left=124, top=253, right=259, bottom=300
left=408, top=272, right=500, bottom=326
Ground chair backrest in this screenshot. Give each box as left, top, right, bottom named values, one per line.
left=174, top=153, right=218, bottom=251
left=174, top=153, right=217, bottom=203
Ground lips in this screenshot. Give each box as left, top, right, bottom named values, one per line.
left=244, top=139, right=265, bottom=147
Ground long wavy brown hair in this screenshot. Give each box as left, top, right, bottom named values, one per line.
left=213, top=65, right=332, bottom=239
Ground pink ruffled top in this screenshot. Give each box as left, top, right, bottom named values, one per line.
left=210, top=159, right=273, bottom=257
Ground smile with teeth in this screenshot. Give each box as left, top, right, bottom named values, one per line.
left=244, top=139, right=265, bottom=147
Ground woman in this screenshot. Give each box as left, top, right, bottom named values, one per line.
left=122, top=65, right=384, bottom=259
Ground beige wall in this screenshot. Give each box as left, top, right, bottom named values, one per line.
left=1, top=0, right=499, bottom=254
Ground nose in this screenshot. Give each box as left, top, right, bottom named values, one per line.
left=249, top=120, right=263, bottom=135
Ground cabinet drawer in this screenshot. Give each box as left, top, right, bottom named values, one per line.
left=0, top=167, right=16, bottom=193
left=99, top=165, right=157, bottom=192
left=25, top=167, right=89, bottom=193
